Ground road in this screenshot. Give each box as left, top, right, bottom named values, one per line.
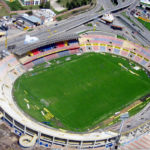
left=0, top=0, right=141, bottom=54
left=116, top=14, right=150, bottom=46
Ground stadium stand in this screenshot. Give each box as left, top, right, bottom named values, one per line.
left=44, top=53, right=59, bottom=62
left=134, top=55, right=143, bottom=63
left=79, top=34, right=150, bottom=72
left=24, top=62, right=34, bottom=70
left=92, top=43, right=99, bottom=51
left=32, top=58, right=45, bottom=65
left=121, top=124, right=150, bottom=150
left=56, top=42, right=65, bottom=48
left=114, top=47, right=121, bottom=55
left=120, top=49, right=129, bottom=57
left=18, top=40, right=80, bottom=69
left=128, top=51, right=136, bottom=59
left=100, top=45, right=107, bottom=52
left=57, top=50, right=70, bottom=57
left=140, top=59, right=149, bottom=66
left=0, top=34, right=150, bottom=149
left=69, top=49, right=80, bottom=55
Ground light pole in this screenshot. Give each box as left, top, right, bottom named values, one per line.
left=112, top=112, right=129, bottom=150
left=5, top=29, right=8, bottom=49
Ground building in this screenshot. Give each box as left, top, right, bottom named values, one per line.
left=20, top=0, right=49, bottom=6
left=33, top=9, right=56, bottom=25
left=101, top=14, right=114, bottom=23
left=19, top=14, right=42, bottom=26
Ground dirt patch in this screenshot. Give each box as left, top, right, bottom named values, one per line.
left=103, top=100, right=142, bottom=125
left=0, top=122, right=51, bottom=150
left=89, top=100, right=142, bottom=132
left=50, top=0, right=66, bottom=12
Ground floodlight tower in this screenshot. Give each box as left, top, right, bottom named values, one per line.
left=112, top=112, right=129, bottom=150
left=5, top=30, right=8, bottom=49
left=4, top=26, right=8, bottom=49
left=93, top=24, right=96, bottom=31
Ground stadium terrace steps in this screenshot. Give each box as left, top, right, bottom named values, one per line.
left=120, top=50, right=129, bottom=57
left=0, top=54, right=20, bottom=79
left=140, top=59, right=149, bottom=66
left=24, top=62, right=34, bottom=70
left=57, top=50, right=70, bottom=57
left=100, top=46, right=106, bottom=52
left=79, top=34, right=150, bottom=71
left=20, top=44, right=80, bottom=65
left=134, top=56, right=142, bottom=63
left=81, top=34, right=124, bottom=47
left=20, top=34, right=150, bottom=71
left=121, top=134, right=150, bottom=150
left=69, top=49, right=80, bottom=54
left=113, top=48, right=121, bottom=55
left=44, top=53, right=59, bottom=62
left=32, top=57, right=45, bottom=65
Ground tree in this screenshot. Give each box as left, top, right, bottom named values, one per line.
left=44, top=1, right=50, bottom=9
left=57, top=0, right=61, bottom=3
left=40, top=2, right=44, bottom=8
left=27, top=11, right=33, bottom=15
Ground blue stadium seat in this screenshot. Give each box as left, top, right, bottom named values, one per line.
left=32, top=58, right=45, bottom=65
left=114, top=48, right=120, bottom=54
left=140, top=59, right=148, bottom=66
left=141, top=49, right=150, bottom=57
left=99, top=46, right=106, bottom=52
left=58, top=50, right=70, bottom=57
left=68, top=40, right=78, bottom=45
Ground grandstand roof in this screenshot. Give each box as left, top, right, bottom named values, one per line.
left=12, top=33, right=79, bottom=56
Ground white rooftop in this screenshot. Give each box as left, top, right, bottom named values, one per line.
left=101, top=13, right=114, bottom=22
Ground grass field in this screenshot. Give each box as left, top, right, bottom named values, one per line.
left=13, top=53, right=150, bottom=132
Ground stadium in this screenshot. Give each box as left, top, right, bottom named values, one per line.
left=0, top=33, right=150, bottom=149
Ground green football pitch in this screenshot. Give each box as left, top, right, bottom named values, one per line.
left=14, top=53, right=150, bottom=132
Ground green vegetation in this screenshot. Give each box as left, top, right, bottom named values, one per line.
left=117, top=35, right=127, bottom=40
left=121, top=12, right=134, bottom=22
left=137, top=18, right=150, bottom=31
left=14, top=53, right=150, bottom=132
left=24, top=5, right=39, bottom=10
left=5, top=0, right=39, bottom=11
left=55, top=0, right=95, bottom=20
left=56, top=14, right=69, bottom=21
left=87, top=23, right=93, bottom=26
left=0, top=3, right=9, bottom=17
left=40, top=1, right=50, bottom=9
left=5, top=0, right=25, bottom=11
left=140, top=2, right=150, bottom=7
left=58, top=0, right=92, bottom=10
left=56, top=5, right=90, bottom=20
left=27, top=29, right=34, bottom=32
left=10, top=12, right=18, bottom=16
left=107, top=97, right=150, bottom=128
